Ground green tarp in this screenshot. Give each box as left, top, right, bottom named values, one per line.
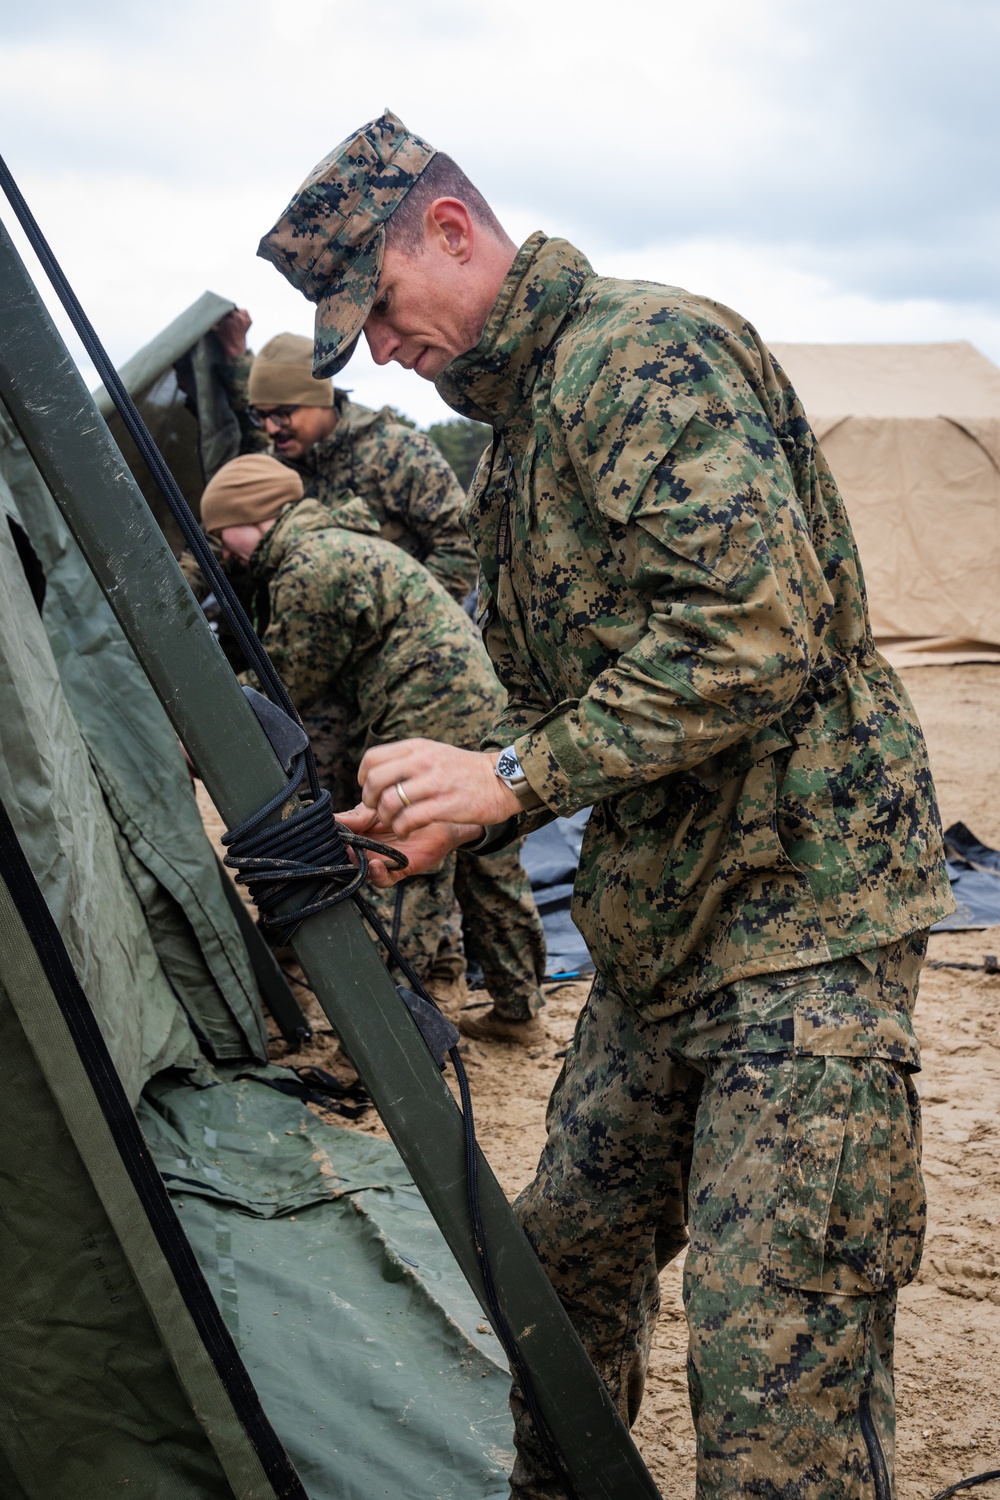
left=0, top=399, right=266, bottom=1074
left=142, top=1071, right=512, bottom=1499
left=0, top=297, right=515, bottom=1496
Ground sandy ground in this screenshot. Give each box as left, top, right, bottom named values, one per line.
left=198, top=663, right=1000, bottom=1499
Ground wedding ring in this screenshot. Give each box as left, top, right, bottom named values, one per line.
left=395, top=781, right=411, bottom=809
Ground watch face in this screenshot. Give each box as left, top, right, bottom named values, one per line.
left=496, top=749, right=520, bottom=781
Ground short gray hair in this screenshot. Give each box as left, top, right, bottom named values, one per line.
left=383, top=153, right=505, bottom=253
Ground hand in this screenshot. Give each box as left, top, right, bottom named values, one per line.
left=357, top=739, right=522, bottom=837
left=213, top=308, right=252, bottom=360
left=336, top=803, right=482, bottom=886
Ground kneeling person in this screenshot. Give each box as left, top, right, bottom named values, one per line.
left=200, top=454, right=545, bottom=1033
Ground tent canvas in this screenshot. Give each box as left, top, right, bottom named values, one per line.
left=0, top=307, right=514, bottom=1496
left=769, top=341, right=1000, bottom=654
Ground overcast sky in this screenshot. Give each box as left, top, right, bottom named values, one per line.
left=2, top=0, right=999, bottom=425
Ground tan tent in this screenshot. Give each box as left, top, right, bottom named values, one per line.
left=768, top=341, right=1000, bottom=663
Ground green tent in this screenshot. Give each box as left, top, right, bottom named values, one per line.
left=0, top=309, right=513, bottom=1498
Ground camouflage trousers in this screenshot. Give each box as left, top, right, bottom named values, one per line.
left=454, top=843, right=546, bottom=1019
left=511, top=934, right=928, bottom=1500
left=304, top=695, right=545, bottom=1017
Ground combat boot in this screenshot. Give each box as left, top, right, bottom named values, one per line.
left=458, top=1008, right=545, bottom=1046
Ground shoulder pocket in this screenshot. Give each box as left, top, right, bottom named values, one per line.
left=595, top=396, right=777, bottom=586
left=593, top=391, right=699, bottom=524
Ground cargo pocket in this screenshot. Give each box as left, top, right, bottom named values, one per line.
left=769, top=1055, right=893, bottom=1295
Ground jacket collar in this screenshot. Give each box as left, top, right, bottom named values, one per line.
left=436, top=233, right=593, bottom=430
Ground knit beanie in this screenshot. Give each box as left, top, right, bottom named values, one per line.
left=247, top=332, right=335, bottom=407
left=200, top=454, right=304, bottom=534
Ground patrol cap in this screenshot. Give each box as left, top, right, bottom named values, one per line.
left=200, top=454, right=304, bottom=535
left=257, top=110, right=437, bottom=378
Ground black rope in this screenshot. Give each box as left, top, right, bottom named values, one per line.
left=220, top=748, right=403, bottom=946
left=930, top=1472, right=1000, bottom=1500
left=0, top=154, right=578, bottom=1498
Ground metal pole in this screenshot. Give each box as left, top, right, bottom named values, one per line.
left=214, top=857, right=312, bottom=1046
left=0, top=219, right=661, bottom=1500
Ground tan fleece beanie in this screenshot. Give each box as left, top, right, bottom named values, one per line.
left=247, top=332, right=334, bottom=407
left=200, top=454, right=304, bottom=535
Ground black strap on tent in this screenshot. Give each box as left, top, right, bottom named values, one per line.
left=0, top=796, right=308, bottom=1500
left=0, top=156, right=579, bottom=1498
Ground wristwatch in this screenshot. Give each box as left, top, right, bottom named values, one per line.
left=495, top=746, right=543, bottom=811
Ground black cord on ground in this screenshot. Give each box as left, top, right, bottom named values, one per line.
left=0, top=153, right=578, bottom=1500
left=930, top=1469, right=1000, bottom=1500
left=928, top=958, right=999, bottom=973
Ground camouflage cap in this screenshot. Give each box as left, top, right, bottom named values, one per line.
left=257, top=110, right=437, bottom=378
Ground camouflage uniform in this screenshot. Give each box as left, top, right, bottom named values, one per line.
left=244, top=495, right=544, bottom=1015
left=431, top=234, right=955, bottom=1496
left=257, top=114, right=954, bottom=1496
left=224, top=353, right=480, bottom=830
left=511, top=935, right=928, bottom=1499
left=225, top=354, right=478, bottom=604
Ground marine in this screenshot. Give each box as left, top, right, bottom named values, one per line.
left=258, top=111, right=956, bottom=1498
left=212, top=316, right=478, bottom=603
left=199, top=452, right=545, bottom=1032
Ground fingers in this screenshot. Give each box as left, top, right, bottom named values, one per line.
left=365, top=856, right=406, bottom=889
left=335, top=802, right=380, bottom=832
left=358, top=740, right=429, bottom=810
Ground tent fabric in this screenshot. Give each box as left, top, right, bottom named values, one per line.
left=0, top=401, right=267, bottom=1067
left=932, top=823, right=1000, bottom=932
left=0, top=809, right=298, bottom=1500
left=93, top=291, right=243, bottom=551
left=0, top=301, right=515, bottom=1497
left=141, top=1071, right=513, bottom=1500
left=93, top=290, right=235, bottom=418
left=769, top=341, right=1000, bottom=647
left=0, top=455, right=198, bottom=1099
left=874, top=637, right=1000, bottom=671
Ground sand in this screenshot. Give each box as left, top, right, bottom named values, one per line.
left=198, top=663, right=1000, bottom=1498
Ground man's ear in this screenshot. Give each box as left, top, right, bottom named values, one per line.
left=426, top=197, right=475, bottom=261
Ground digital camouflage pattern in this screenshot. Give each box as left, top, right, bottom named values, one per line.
left=290, top=403, right=477, bottom=603
left=511, top=935, right=928, bottom=1499
left=225, top=351, right=477, bottom=603
left=438, top=233, right=954, bottom=1015
left=246, top=495, right=493, bottom=762
left=257, top=110, right=437, bottom=378
left=453, top=842, right=546, bottom=1020
left=243, top=495, right=543, bottom=1008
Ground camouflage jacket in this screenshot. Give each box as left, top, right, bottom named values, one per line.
left=246, top=497, right=501, bottom=767
left=226, top=354, right=477, bottom=602
left=437, top=233, right=954, bottom=1016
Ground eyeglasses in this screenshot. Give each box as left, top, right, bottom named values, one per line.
left=248, top=405, right=300, bottom=430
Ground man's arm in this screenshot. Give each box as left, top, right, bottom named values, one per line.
left=352, top=412, right=827, bottom=852
left=211, top=308, right=269, bottom=454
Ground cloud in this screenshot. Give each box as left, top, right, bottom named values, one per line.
left=1, top=0, right=997, bottom=424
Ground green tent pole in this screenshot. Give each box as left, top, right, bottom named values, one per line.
left=0, top=219, right=662, bottom=1500
left=214, top=855, right=312, bottom=1046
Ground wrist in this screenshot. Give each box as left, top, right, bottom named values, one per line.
left=493, top=745, right=543, bottom=812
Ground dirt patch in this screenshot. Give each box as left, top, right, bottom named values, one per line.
left=198, top=664, right=1000, bottom=1497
